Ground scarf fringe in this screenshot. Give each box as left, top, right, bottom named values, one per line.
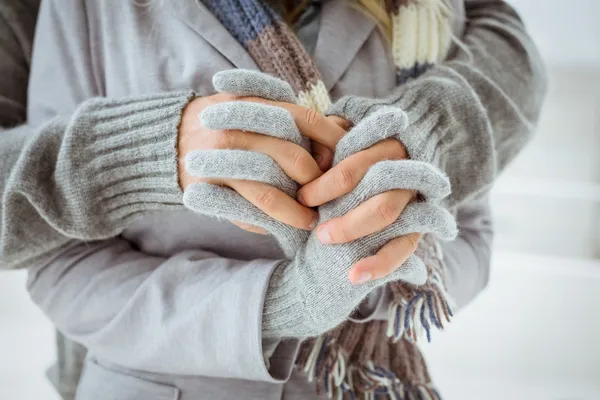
left=295, top=238, right=452, bottom=399
left=386, top=270, right=455, bottom=343
left=301, top=336, right=442, bottom=400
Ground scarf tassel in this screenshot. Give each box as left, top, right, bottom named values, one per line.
left=386, top=271, right=455, bottom=343
left=300, top=294, right=451, bottom=399
left=300, top=335, right=442, bottom=400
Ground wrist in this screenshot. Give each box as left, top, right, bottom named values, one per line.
left=78, top=91, right=195, bottom=232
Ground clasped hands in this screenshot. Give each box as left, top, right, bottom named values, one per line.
left=178, top=70, right=455, bottom=285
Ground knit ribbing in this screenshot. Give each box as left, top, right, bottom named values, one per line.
left=261, top=262, right=306, bottom=336
left=326, top=67, right=495, bottom=208
left=46, top=91, right=194, bottom=237
left=1, top=90, right=195, bottom=269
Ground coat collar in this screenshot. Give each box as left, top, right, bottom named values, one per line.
left=312, top=0, right=376, bottom=90
left=167, top=0, right=258, bottom=70
left=168, top=0, right=376, bottom=90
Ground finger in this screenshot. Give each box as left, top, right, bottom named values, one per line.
left=201, top=101, right=305, bottom=146
left=298, top=139, right=406, bottom=207
left=201, top=102, right=325, bottom=183
left=381, top=203, right=458, bottom=242
left=327, top=115, right=352, bottom=131
left=187, top=145, right=321, bottom=191
left=183, top=183, right=309, bottom=258
left=187, top=150, right=297, bottom=197
left=227, top=179, right=318, bottom=231
left=333, top=107, right=409, bottom=165
left=179, top=159, right=206, bottom=190
left=316, top=189, right=415, bottom=244
left=248, top=99, right=346, bottom=150
left=311, top=141, right=334, bottom=171
left=348, top=233, right=423, bottom=284
left=231, top=221, right=269, bottom=235
left=310, top=116, right=350, bottom=171
left=205, top=96, right=346, bottom=150
left=212, top=69, right=297, bottom=103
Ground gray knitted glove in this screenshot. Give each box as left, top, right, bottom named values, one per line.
left=325, top=90, right=494, bottom=209
left=184, top=70, right=458, bottom=339
left=183, top=70, right=313, bottom=258
left=263, top=125, right=458, bottom=337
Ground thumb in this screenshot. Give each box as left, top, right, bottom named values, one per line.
left=310, top=116, right=350, bottom=172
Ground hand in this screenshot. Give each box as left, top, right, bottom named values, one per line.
left=178, top=92, right=344, bottom=232
left=264, top=167, right=457, bottom=337
left=297, top=111, right=424, bottom=284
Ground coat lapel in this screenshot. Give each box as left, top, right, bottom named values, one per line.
left=166, top=0, right=376, bottom=90
left=312, top=0, right=376, bottom=90
left=166, top=0, right=258, bottom=70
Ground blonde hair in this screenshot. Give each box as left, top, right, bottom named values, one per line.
left=353, top=0, right=393, bottom=40
left=283, top=0, right=392, bottom=40
left=285, top=0, right=455, bottom=44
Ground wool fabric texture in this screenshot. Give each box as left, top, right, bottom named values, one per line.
left=189, top=0, right=454, bottom=398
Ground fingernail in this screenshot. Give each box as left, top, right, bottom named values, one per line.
left=314, top=154, right=323, bottom=165
left=309, top=216, right=318, bottom=230
left=297, top=192, right=307, bottom=206
left=354, top=272, right=372, bottom=284
left=318, top=226, right=332, bottom=243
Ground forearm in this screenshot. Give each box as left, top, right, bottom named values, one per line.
left=0, top=92, right=194, bottom=270
left=329, top=0, right=547, bottom=208
left=26, top=239, right=296, bottom=382
left=0, top=0, right=198, bottom=270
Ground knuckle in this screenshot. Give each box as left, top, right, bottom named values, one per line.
left=212, top=131, right=248, bottom=150
left=242, top=96, right=262, bottom=103
left=381, top=138, right=407, bottom=159
left=389, top=138, right=403, bottom=152
left=333, top=222, right=351, bottom=243
left=405, top=234, right=421, bottom=253
left=303, top=108, right=320, bottom=129
left=255, top=187, right=278, bottom=209
left=333, top=166, right=355, bottom=191
left=210, top=131, right=233, bottom=149
left=214, top=92, right=236, bottom=102
left=290, top=148, right=311, bottom=170
left=374, top=199, right=398, bottom=225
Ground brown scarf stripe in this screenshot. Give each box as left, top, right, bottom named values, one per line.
left=248, top=22, right=321, bottom=93
left=272, top=20, right=321, bottom=87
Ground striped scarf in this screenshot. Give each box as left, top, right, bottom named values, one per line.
left=200, top=0, right=454, bottom=398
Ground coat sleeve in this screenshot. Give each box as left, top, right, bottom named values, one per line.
left=13, top=0, right=301, bottom=382
left=0, top=0, right=194, bottom=270
left=329, top=0, right=548, bottom=208
left=26, top=239, right=299, bottom=382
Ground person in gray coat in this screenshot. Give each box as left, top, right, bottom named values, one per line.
left=0, top=0, right=545, bottom=398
